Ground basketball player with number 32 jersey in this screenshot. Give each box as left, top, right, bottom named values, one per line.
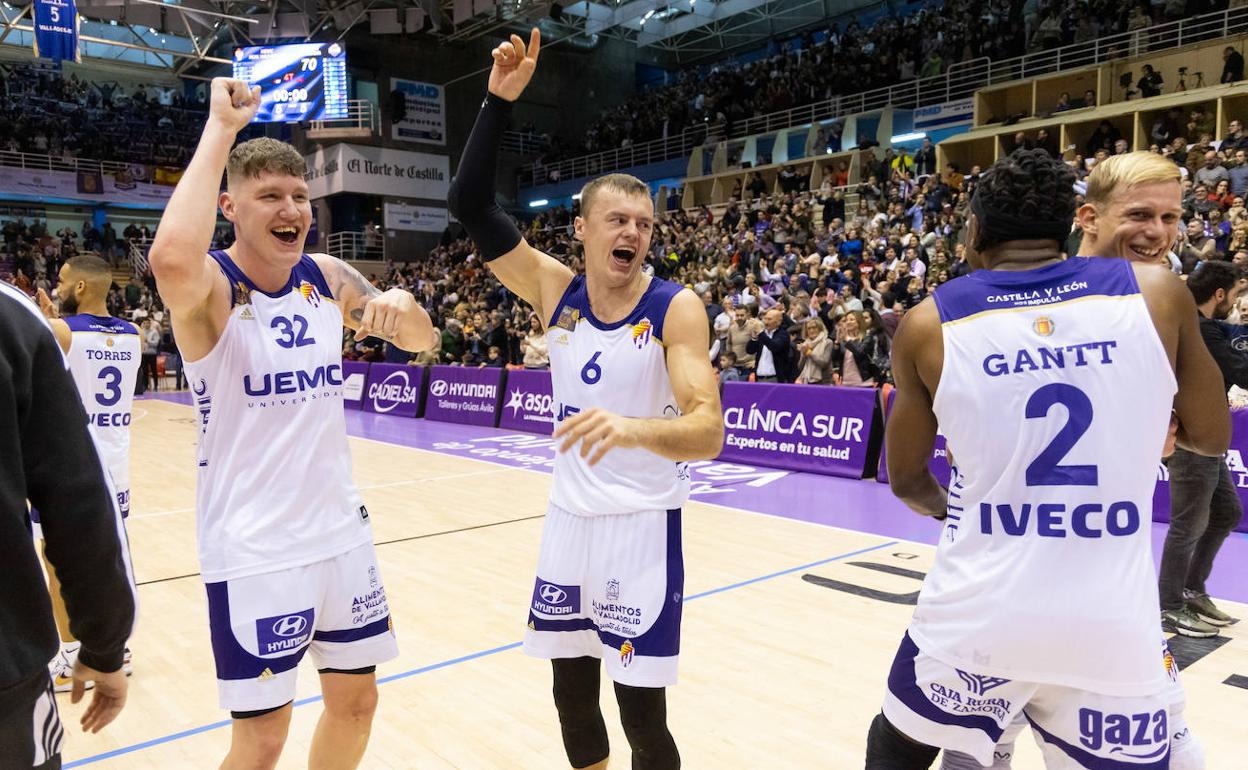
left=866, top=150, right=1229, bottom=770
left=149, top=77, right=434, bottom=770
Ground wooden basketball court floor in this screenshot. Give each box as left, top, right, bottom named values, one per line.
left=54, top=395, right=1248, bottom=769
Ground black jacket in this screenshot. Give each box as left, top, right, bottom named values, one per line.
left=746, top=328, right=795, bottom=381
left=1202, top=314, right=1248, bottom=393
left=0, top=284, right=135, bottom=689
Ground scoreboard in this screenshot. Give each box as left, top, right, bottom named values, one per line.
left=232, top=42, right=348, bottom=123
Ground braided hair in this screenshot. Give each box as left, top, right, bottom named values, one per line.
left=971, top=148, right=1077, bottom=252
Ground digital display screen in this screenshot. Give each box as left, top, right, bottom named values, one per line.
left=232, top=42, right=348, bottom=123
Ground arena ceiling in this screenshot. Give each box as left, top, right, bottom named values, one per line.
left=1, top=0, right=872, bottom=72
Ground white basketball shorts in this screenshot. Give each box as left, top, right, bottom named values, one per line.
left=204, top=540, right=398, bottom=712
left=883, top=633, right=1172, bottom=769
left=523, top=502, right=684, bottom=688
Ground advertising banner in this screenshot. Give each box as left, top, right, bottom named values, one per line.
left=876, top=388, right=951, bottom=486
left=383, top=201, right=448, bottom=233
left=717, top=382, right=877, bottom=478
left=361, top=363, right=423, bottom=418
left=341, top=360, right=370, bottom=410
left=390, top=77, right=446, bottom=145
left=1154, top=408, right=1248, bottom=533
left=423, top=365, right=504, bottom=427
left=304, top=143, right=449, bottom=200
left=0, top=165, right=174, bottom=206
left=498, top=368, right=554, bottom=434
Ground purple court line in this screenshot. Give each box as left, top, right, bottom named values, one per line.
left=135, top=392, right=1248, bottom=604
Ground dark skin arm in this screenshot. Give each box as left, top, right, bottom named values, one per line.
left=884, top=297, right=948, bottom=517
left=1133, top=263, right=1231, bottom=456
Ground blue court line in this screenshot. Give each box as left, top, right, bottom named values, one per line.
left=64, top=539, right=896, bottom=767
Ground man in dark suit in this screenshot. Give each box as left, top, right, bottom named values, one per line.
left=746, top=307, right=794, bottom=382
left=1222, top=46, right=1245, bottom=84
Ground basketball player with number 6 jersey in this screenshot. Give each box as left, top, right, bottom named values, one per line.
left=866, top=149, right=1229, bottom=770
left=34, top=254, right=140, bottom=692
left=149, top=78, right=435, bottom=770
left=449, top=28, right=724, bottom=770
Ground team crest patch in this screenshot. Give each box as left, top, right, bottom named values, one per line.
left=105, top=337, right=114, bottom=348
left=298, top=280, right=322, bottom=308
left=632, top=319, right=653, bottom=348
left=1032, top=316, right=1055, bottom=337
left=620, top=640, right=635, bottom=667
left=1163, top=645, right=1177, bottom=682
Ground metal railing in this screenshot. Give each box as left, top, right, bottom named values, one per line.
left=501, top=130, right=551, bottom=157
left=0, top=149, right=131, bottom=176
left=327, top=231, right=385, bottom=261
left=308, top=99, right=379, bottom=135
left=521, top=5, right=1248, bottom=187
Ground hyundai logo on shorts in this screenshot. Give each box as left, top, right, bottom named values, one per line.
left=540, top=584, right=567, bottom=604
left=256, top=608, right=315, bottom=655
left=530, top=578, right=580, bottom=616
left=429, top=379, right=449, bottom=397
left=273, top=614, right=308, bottom=637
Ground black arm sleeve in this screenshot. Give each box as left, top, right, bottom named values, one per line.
left=446, top=93, right=523, bottom=261
left=23, top=320, right=136, bottom=673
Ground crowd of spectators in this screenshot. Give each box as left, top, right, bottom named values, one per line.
left=0, top=61, right=208, bottom=167
left=531, top=0, right=1234, bottom=170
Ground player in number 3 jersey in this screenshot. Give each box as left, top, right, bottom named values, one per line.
left=866, top=149, right=1228, bottom=769
left=448, top=28, right=724, bottom=770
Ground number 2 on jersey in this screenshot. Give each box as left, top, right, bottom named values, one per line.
left=271, top=315, right=316, bottom=348
left=1025, top=383, right=1098, bottom=486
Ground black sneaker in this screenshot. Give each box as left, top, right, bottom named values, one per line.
left=1186, top=594, right=1235, bottom=627
left=1162, top=607, right=1219, bottom=638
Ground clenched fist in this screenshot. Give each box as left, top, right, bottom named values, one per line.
left=208, top=77, right=261, bottom=133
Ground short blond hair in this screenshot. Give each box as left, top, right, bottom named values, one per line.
left=578, top=173, right=651, bottom=217
left=1084, top=151, right=1180, bottom=208
left=227, top=137, right=305, bottom=189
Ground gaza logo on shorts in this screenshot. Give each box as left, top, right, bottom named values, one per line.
left=531, top=578, right=580, bottom=616
left=255, top=609, right=314, bottom=655
left=1078, top=708, right=1168, bottom=759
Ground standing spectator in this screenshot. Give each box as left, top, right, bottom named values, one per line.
left=913, top=137, right=936, bottom=177
left=795, top=318, right=835, bottom=384
left=832, top=311, right=882, bottom=387
left=1159, top=261, right=1246, bottom=636
left=746, top=306, right=794, bottom=382
left=1138, top=65, right=1164, bottom=98
left=1222, top=46, right=1245, bottom=84
left=0, top=282, right=135, bottom=767
left=727, top=305, right=759, bottom=375
left=139, top=317, right=159, bottom=393
left=521, top=314, right=549, bottom=368
left=1229, top=149, right=1248, bottom=196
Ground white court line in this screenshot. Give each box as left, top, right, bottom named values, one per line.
left=127, top=467, right=511, bottom=520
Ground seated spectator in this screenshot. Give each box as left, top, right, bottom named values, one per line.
left=1195, top=149, right=1231, bottom=189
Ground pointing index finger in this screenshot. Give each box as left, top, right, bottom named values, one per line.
left=528, top=27, right=541, bottom=61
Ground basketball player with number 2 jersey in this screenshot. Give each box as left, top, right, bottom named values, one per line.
left=35, top=255, right=140, bottom=691
left=449, top=28, right=724, bottom=770
left=866, top=149, right=1229, bottom=770
left=149, top=77, right=434, bottom=770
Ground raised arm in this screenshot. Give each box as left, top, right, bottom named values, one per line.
left=884, top=297, right=948, bottom=517
left=311, top=254, right=436, bottom=352
left=148, top=78, right=257, bottom=316
left=554, top=291, right=724, bottom=465
left=35, top=287, right=71, bottom=353
left=446, top=28, right=573, bottom=325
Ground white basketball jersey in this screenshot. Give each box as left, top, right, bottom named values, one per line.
left=546, top=275, right=691, bottom=515
left=183, top=251, right=370, bottom=583
left=911, top=257, right=1176, bottom=696
left=63, top=314, right=141, bottom=513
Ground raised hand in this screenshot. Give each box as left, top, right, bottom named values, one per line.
left=208, top=77, right=261, bottom=133
left=488, top=28, right=541, bottom=102
left=36, top=287, right=58, bottom=319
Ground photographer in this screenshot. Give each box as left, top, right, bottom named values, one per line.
left=1138, top=64, right=1164, bottom=98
